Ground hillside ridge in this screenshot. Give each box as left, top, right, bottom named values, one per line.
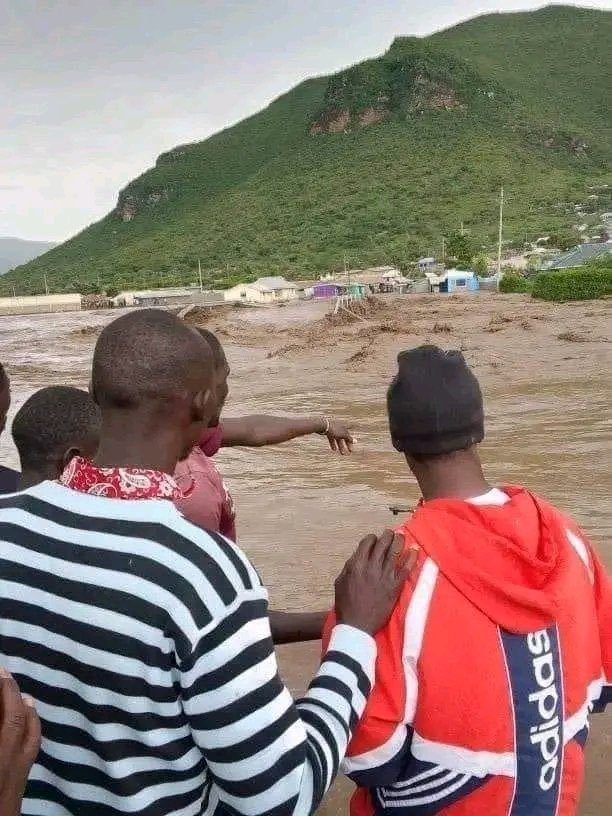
left=3, top=4, right=610, bottom=295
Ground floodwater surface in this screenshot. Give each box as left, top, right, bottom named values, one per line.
left=0, top=293, right=610, bottom=814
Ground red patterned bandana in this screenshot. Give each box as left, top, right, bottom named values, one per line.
left=60, top=456, right=193, bottom=500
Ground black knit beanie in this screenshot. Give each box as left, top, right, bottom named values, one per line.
left=387, top=345, right=484, bottom=456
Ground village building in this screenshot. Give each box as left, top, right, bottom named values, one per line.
left=311, top=282, right=346, bottom=299
left=0, top=293, right=82, bottom=317
left=417, top=257, right=438, bottom=273
left=223, top=277, right=300, bottom=304
left=438, top=269, right=479, bottom=293
left=111, top=287, right=223, bottom=308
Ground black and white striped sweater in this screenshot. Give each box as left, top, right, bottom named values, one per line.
left=0, top=480, right=375, bottom=816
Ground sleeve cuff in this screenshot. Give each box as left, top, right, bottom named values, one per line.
left=326, top=623, right=377, bottom=686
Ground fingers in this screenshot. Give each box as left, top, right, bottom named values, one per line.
left=328, top=433, right=349, bottom=455
left=337, top=532, right=375, bottom=581
left=0, top=669, right=27, bottom=756
left=351, top=533, right=378, bottom=565
left=0, top=671, right=41, bottom=770
left=369, top=529, right=395, bottom=566
left=363, top=531, right=419, bottom=584
left=395, top=546, right=419, bottom=584
left=326, top=423, right=355, bottom=455
left=21, top=696, right=42, bottom=765
left=382, top=532, right=405, bottom=569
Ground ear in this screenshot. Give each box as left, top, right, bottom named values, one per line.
left=192, top=388, right=213, bottom=423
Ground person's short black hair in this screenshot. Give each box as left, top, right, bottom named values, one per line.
left=92, top=309, right=212, bottom=409
left=195, top=328, right=226, bottom=369
left=12, top=386, right=101, bottom=473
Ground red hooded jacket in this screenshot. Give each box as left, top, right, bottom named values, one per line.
left=323, top=487, right=611, bottom=816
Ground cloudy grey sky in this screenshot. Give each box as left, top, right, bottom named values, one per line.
left=1, top=1, right=609, bottom=241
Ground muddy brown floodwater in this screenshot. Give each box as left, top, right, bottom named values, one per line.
left=0, top=293, right=610, bottom=814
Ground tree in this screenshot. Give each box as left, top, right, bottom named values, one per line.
left=547, top=230, right=577, bottom=251
left=446, top=231, right=476, bottom=269
left=473, top=254, right=489, bottom=276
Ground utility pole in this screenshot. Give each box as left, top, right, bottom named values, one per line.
left=198, top=259, right=203, bottom=293
left=442, top=237, right=446, bottom=266
left=496, top=186, right=504, bottom=289
left=43, top=273, right=49, bottom=296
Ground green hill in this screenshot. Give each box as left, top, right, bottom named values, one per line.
left=5, top=4, right=611, bottom=295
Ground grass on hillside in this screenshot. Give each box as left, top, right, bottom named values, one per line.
left=3, top=5, right=610, bottom=296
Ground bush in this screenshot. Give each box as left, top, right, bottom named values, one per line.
left=499, top=272, right=530, bottom=293
left=531, top=264, right=612, bottom=302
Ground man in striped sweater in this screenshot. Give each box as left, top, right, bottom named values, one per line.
left=0, top=309, right=415, bottom=816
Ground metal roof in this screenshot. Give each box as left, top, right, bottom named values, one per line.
left=442, top=269, right=475, bottom=279
left=544, top=242, right=612, bottom=270
left=114, top=287, right=196, bottom=299
left=251, top=277, right=299, bottom=292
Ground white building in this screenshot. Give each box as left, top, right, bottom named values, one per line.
left=0, top=293, right=82, bottom=316
left=111, top=287, right=199, bottom=307
left=223, top=277, right=300, bottom=305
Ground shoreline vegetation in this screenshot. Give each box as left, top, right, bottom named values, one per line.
left=501, top=256, right=612, bottom=301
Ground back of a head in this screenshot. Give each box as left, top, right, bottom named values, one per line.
left=12, top=386, right=101, bottom=476
left=387, top=345, right=484, bottom=458
left=92, top=309, right=213, bottom=411
left=194, top=327, right=226, bottom=369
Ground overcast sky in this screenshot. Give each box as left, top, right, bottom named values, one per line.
left=1, top=1, right=609, bottom=242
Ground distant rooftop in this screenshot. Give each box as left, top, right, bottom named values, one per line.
left=115, top=286, right=197, bottom=299
left=252, top=276, right=298, bottom=291
left=544, top=242, right=612, bottom=270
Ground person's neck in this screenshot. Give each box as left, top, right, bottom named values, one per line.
left=412, top=450, right=491, bottom=502
left=94, top=412, right=183, bottom=476
left=19, top=468, right=50, bottom=490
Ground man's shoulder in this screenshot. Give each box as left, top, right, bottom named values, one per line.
left=0, top=480, right=261, bottom=618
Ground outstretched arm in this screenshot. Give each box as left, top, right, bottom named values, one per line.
left=221, top=415, right=354, bottom=454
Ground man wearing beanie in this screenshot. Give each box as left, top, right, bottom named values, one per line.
left=324, top=345, right=611, bottom=816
